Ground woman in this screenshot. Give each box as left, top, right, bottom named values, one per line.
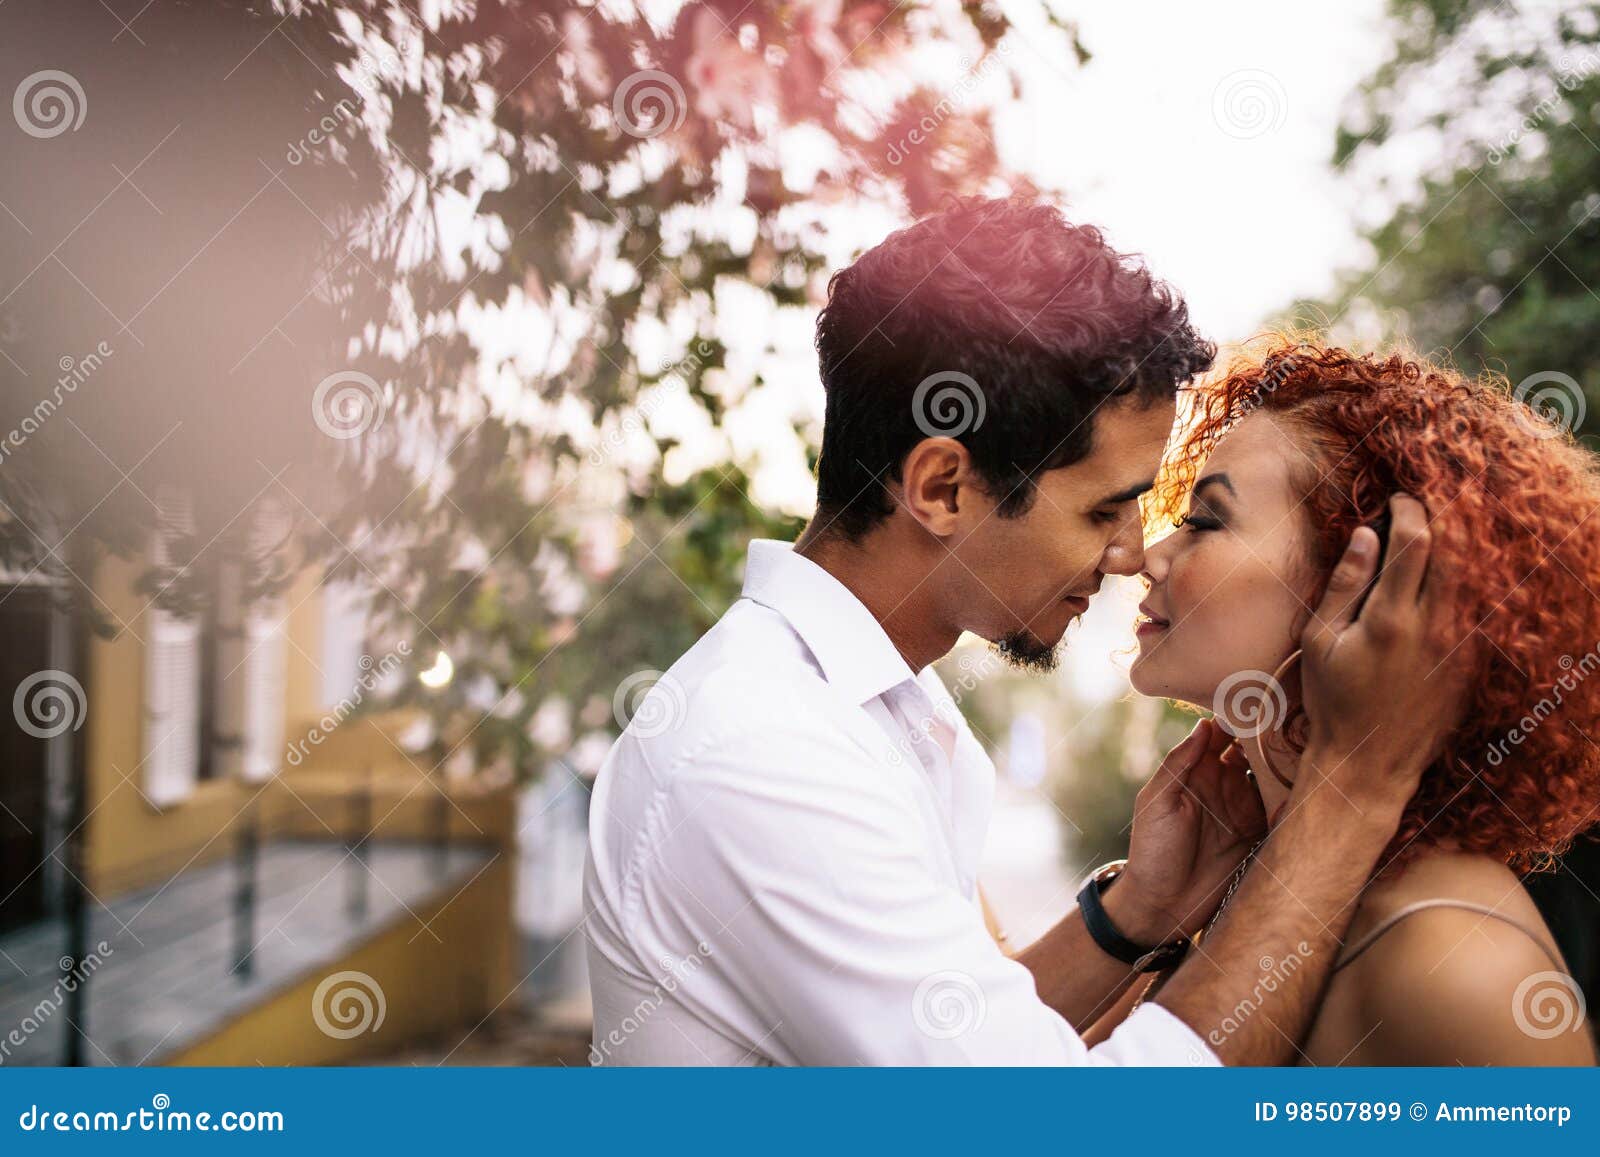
left=1128, top=337, right=1600, bottom=1065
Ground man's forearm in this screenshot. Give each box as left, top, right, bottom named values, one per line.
left=1014, top=875, right=1165, bottom=1030
left=1153, top=750, right=1402, bottom=1065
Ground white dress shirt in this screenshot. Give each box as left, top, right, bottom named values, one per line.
left=582, top=539, right=1219, bottom=1066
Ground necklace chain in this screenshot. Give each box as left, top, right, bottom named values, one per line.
left=1127, top=840, right=1264, bottom=1016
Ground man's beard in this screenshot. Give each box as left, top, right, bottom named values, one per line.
left=995, top=630, right=1061, bottom=673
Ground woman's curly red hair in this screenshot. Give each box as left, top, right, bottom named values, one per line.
left=1150, top=335, right=1600, bottom=873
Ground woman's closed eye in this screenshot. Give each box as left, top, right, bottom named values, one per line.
left=1172, top=511, right=1223, bottom=532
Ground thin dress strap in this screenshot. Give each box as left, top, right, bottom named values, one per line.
left=1333, top=899, right=1568, bottom=974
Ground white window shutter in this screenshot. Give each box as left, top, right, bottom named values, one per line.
left=143, top=608, right=201, bottom=807
left=319, top=579, right=371, bottom=710
left=240, top=598, right=287, bottom=782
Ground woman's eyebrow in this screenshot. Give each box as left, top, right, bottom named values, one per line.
left=1193, top=472, right=1236, bottom=498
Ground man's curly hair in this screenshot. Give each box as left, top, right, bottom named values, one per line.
left=1151, top=336, right=1600, bottom=874
left=812, top=196, right=1214, bottom=538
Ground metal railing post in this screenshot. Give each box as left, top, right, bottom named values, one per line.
left=231, top=805, right=258, bottom=978
left=346, top=766, right=371, bottom=922
left=430, top=779, right=449, bottom=878
left=61, top=809, right=87, bottom=1066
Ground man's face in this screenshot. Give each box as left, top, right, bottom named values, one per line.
left=946, top=397, right=1176, bottom=670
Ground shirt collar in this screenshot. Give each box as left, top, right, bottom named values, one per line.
left=740, top=539, right=919, bottom=705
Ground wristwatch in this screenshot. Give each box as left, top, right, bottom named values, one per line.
left=1076, top=860, right=1191, bottom=973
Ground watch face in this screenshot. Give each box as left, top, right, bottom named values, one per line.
left=1092, top=859, right=1129, bottom=885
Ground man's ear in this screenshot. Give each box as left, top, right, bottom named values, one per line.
left=896, top=437, right=980, bottom=537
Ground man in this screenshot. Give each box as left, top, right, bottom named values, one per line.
left=582, top=196, right=1466, bottom=1065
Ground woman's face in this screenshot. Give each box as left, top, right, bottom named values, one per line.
left=1130, top=413, right=1321, bottom=804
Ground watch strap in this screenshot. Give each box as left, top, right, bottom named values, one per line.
left=1076, top=866, right=1189, bottom=973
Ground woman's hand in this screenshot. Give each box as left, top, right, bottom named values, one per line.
left=1296, top=494, right=1474, bottom=819
left=1110, top=718, right=1267, bottom=944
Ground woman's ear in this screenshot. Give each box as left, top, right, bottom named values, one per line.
left=895, top=437, right=977, bottom=537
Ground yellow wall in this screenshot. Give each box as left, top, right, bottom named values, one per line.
left=165, top=855, right=516, bottom=1066
left=82, top=552, right=288, bottom=896
left=77, top=549, right=519, bottom=1065
left=83, top=554, right=514, bottom=893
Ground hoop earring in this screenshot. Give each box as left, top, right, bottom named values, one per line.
left=1245, top=647, right=1302, bottom=791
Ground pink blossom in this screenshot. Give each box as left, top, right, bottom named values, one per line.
left=793, top=0, right=848, bottom=72
left=562, top=11, right=611, bottom=99
left=683, top=7, right=776, bottom=128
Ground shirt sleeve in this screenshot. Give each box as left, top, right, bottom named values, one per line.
left=623, top=720, right=1221, bottom=1066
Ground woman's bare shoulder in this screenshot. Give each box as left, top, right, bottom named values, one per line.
left=1357, top=850, right=1528, bottom=917
left=1330, top=851, right=1594, bottom=1066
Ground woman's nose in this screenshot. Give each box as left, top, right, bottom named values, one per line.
left=1139, top=532, right=1173, bottom=585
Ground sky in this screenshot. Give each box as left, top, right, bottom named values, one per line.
left=1006, top=0, right=1390, bottom=342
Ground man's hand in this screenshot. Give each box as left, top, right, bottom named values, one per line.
left=1110, top=719, right=1267, bottom=944
left=1295, top=493, right=1474, bottom=817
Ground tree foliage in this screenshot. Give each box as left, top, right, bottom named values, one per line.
left=1299, top=0, right=1600, bottom=447
left=2, top=0, right=1081, bottom=779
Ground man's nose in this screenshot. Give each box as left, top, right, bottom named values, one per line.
left=1101, top=531, right=1147, bottom=577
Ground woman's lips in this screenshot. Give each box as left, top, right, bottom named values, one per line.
left=1134, top=605, right=1170, bottom=636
